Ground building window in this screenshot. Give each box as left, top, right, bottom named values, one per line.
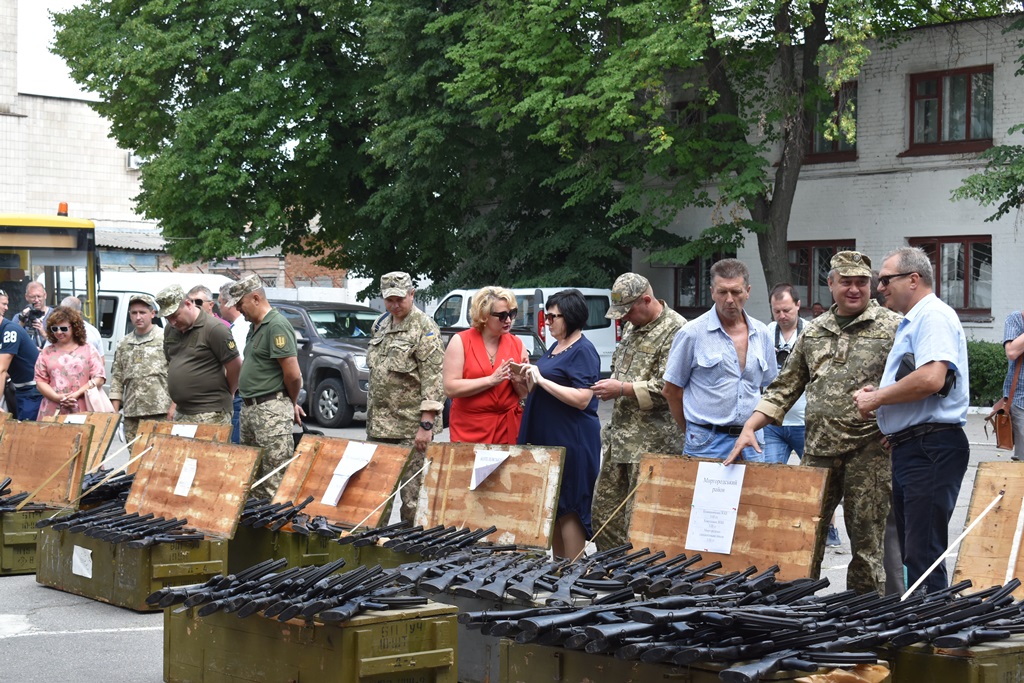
left=808, top=83, right=857, bottom=163
left=788, top=241, right=855, bottom=313
left=909, top=236, right=992, bottom=315
left=905, top=66, right=993, bottom=155
left=673, top=251, right=736, bottom=315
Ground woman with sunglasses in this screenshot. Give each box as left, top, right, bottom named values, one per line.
left=443, top=287, right=528, bottom=444
left=517, top=289, right=601, bottom=560
left=33, top=306, right=106, bottom=418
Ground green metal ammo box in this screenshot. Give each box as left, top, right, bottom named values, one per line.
left=883, top=636, right=1024, bottom=683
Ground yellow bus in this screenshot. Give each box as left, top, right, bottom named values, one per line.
left=0, top=210, right=99, bottom=325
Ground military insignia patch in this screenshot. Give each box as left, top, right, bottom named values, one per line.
left=274, top=335, right=286, bottom=349
left=228, top=340, right=236, bottom=350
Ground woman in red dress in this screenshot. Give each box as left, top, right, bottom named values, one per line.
left=443, top=287, right=529, bottom=443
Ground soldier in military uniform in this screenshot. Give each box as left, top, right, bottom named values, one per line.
left=727, top=251, right=903, bottom=595
left=367, top=271, right=445, bottom=521
left=109, top=294, right=171, bottom=442
left=157, top=284, right=241, bottom=424
left=224, top=275, right=303, bottom=500
left=589, top=273, right=686, bottom=550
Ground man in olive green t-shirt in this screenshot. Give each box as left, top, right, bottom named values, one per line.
left=223, top=275, right=304, bottom=499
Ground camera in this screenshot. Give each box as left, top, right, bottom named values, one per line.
left=18, top=307, right=45, bottom=325
left=775, top=348, right=791, bottom=367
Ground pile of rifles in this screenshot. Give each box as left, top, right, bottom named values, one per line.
left=0, top=476, right=45, bottom=513
left=35, top=498, right=202, bottom=547
left=153, top=525, right=1024, bottom=682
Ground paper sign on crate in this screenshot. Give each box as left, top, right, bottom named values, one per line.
left=685, top=462, right=746, bottom=555
left=126, top=420, right=232, bottom=475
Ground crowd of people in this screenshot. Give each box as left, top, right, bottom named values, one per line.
left=0, top=247, right=1005, bottom=595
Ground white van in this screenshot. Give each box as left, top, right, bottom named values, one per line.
left=95, top=271, right=233, bottom=375
left=431, top=287, right=617, bottom=375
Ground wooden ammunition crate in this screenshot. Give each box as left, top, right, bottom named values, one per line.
left=164, top=602, right=459, bottom=683
left=502, top=642, right=891, bottom=683
left=1, top=509, right=52, bottom=575
left=226, top=524, right=333, bottom=574
left=882, top=636, right=1024, bottom=683
left=36, top=526, right=227, bottom=612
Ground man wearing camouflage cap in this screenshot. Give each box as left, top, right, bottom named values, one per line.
left=728, top=251, right=903, bottom=595
left=226, top=274, right=303, bottom=500
left=367, top=271, right=445, bottom=522
left=109, top=293, right=172, bottom=442
left=590, top=273, right=686, bottom=551
left=158, top=284, right=241, bottom=425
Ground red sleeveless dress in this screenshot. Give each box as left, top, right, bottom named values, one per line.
left=449, top=328, right=524, bottom=444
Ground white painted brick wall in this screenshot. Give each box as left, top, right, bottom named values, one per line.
left=635, top=16, right=1024, bottom=343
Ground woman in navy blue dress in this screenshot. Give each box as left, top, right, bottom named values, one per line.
left=517, top=289, right=601, bottom=560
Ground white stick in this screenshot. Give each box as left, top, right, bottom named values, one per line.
left=349, top=460, right=429, bottom=534
left=88, top=435, right=142, bottom=473
left=902, top=490, right=1004, bottom=600
left=250, top=453, right=301, bottom=491
left=1006, top=496, right=1024, bottom=584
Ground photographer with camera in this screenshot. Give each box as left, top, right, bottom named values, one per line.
left=0, top=289, right=43, bottom=420
left=20, top=282, right=52, bottom=349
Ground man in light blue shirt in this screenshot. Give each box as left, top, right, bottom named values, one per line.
left=855, top=246, right=969, bottom=594
left=662, top=258, right=778, bottom=460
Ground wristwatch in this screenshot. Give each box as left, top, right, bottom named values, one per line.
left=419, top=420, right=435, bottom=431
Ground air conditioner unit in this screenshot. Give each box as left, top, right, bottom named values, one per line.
left=126, top=151, right=144, bottom=170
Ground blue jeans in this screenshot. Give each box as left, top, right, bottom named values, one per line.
left=891, top=427, right=969, bottom=594
left=762, top=425, right=805, bottom=464
left=684, top=423, right=763, bottom=461
left=15, top=387, right=43, bottom=421
left=231, top=393, right=243, bottom=444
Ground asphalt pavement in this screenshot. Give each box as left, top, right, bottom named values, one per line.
left=0, top=407, right=1010, bottom=681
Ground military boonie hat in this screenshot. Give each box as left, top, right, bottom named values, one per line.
left=830, top=251, right=873, bottom=278
left=155, top=285, right=186, bottom=318
left=606, top=273, right=650, bottom=319
left=381, top=271, right=413, bottom=299
left=128, top=293, right=157, bottom=311
left=220, top=274, right=262, bottom=308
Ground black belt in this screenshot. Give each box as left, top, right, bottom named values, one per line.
left=241, top=391, right=285, bottom=407
left=887, top=422, right=960, bottom=449
left=690, top=422, right=745, bottom=437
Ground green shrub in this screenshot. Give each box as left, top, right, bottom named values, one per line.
left=968, top=340, right=1007, bottom=406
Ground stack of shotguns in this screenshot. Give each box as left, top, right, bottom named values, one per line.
left=34, top=498, right=201, bottom=547
left=239, top=496, right=346, bottom=537
left=147, top=557, right=427, bottom=623
left=0, top=476, right=46, bottom=513
left=338, top=521, right=510, bottom=558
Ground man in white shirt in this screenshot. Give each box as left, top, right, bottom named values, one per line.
left=219, top=281, right=251, bottom=443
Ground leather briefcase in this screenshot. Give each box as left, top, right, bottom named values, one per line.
left=985, top=396, right=1015, bottom=451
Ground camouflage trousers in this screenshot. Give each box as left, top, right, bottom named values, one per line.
left=371, top=436, right=424, bottom=523
left=173, top=409, right=231, bottom=425
left=802, top=441, right=892, bottom=595
left=240, top=397, right=294, bottom=500
left=122, top=414, right=165, bottom=444
left=591, top=459, right=640, bottom=552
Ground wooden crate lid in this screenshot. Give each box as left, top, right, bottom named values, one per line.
left=0, top=421, right=92, bottom=507
left=953, top=461, right=1024, bottom=598
left=125, top=434, right=260, bottom=540
left=41, top=412, right=121, bottom=471
left=126, top=420, right=233, bottom=475
left=628, top=454, right=828, bottom=581
left=415, top=442, right=565, bottom=550
left=273, top=435, right=414, bottom=527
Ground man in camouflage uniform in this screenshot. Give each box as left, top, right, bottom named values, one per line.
left=158, top=284, right=241, bottom=424
left=367, top=271, right=445, bottom=521
left=727, top=251, right=902, bottom=595
left=109, top=294, right=171, bottom=442
left=590, top=273, right=686, bottom=551
left=224, top=275, right=303, bottom=500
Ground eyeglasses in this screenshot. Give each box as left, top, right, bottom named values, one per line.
left=192, top=299, right=209, bottom=306
left=544, top=313, right=565, bottom=323
left=490, top=308, right=518, bottom=322
left=877, top=272, right=915, bottom=287
left=50, top=325, right=70, bottom=333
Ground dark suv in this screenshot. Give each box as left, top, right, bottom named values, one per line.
left=272, top=300, right=380, bottom=428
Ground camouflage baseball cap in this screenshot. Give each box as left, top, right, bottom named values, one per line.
left=155, top=285, right=186, bottom=318
left=606, top=273, right=650, bottom=319
left=220, top=274, right=262, bottom=308
left=128, top=293, right=158, bottom=311
left=381, top=271, right=413, bottom=299
left=830, top=251, right=873, bottom=278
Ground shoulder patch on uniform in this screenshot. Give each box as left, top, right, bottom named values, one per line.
left=274, top=334, right=286, bottom=349
left=227, top=340, right=236, bottom=350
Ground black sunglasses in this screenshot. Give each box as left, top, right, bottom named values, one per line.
left=192, top=298, right=209, bottom=306
left=544, top=313, right=565, bottom=322
left=878, top=272, right=915, bottom=287
left=50, top=325, right=70, bottom=333
left=490, top=308, right=518, bottom=322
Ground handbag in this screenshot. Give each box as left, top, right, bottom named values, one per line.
left=83, top=385, right=115, bottom=413
left=986, top=347, right=1022, bottom=451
